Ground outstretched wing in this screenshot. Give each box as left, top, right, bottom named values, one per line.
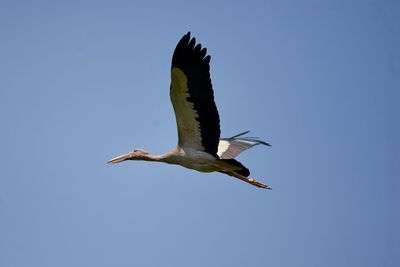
left=217, top=131, right=271, bottom=159
left=170, top=32, right=220, bottom=157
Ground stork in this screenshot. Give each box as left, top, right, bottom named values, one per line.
left=108, top=32, right=272, bottom=189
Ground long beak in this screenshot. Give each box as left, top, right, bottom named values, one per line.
left=107, top=152, right=131, bottom=164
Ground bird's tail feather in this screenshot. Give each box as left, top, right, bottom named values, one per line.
left=217, top=159, right=250, bottom=177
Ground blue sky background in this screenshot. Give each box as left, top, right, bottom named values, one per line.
left=1, top=0, right=399, bottom=266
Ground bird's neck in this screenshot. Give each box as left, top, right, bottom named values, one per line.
left=141, top=154, right=163, bottom=162
left=139, top=153, right=170, bottom=163
left=143, top=149, right=180, bottom=164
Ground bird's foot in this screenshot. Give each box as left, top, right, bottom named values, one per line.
left=211, top=162, right=271, bottom=189
left=248, top=178, right=272, bottom=189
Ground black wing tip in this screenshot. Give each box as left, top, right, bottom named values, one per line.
left=223, top=130, right=272, bottom=146
left=250, top=139, right=271, bottom=147
left=230, top=130, right=251, bottom=138
left=261, top=141, right=272, bottom=147
left=174, top=31, right=210, bottom=62
left=178, top=31, right=192, bottom=46
left=178, top=32, right=191, bottom=46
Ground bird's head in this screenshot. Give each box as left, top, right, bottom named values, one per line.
left=107, top=148, right=150, bottom=164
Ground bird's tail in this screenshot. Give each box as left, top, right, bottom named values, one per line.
left=217, top=159, right=250, bottom=177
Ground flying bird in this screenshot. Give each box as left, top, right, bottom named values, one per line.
left=108, top=32, right=272, bottom=189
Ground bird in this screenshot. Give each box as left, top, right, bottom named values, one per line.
left=108, top=32, right=272, bottom=189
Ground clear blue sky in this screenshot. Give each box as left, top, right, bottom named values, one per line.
left=1, top=0, right=399, bottom=266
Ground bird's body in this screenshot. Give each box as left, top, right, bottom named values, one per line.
left=108, top=32, right=272, bottom=189
left=163, top=147, right=219, bottom=173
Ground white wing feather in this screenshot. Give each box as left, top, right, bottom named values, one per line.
left=217, top=131, right=270, bottom=159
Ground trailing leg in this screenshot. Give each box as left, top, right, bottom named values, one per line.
left=211, top=162, right=272, bottom=189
